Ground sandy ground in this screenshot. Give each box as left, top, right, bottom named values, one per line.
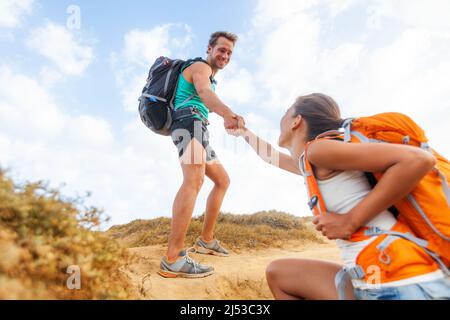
left=120, top=240, right=342, bottom=300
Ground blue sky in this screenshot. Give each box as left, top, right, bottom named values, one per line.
left=1, top=1, right=256, bottom=127
left=1, top=0, right=450, bottom=227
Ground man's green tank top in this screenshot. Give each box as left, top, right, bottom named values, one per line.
left=173, top=63, right=216, bottom=122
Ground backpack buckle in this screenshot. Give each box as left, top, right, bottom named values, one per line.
left=347, top=265, right=365, bottom=279
left=308, top=195, right=319, bottom=210
left=191, top=107, right=210, bottom=126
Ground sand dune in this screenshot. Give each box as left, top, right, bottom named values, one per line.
left=120, top=240, right=342, bottom=300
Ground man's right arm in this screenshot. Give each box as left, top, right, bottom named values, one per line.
left=190, top=62, right=240, bottom=128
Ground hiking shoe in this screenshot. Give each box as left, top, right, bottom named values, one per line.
left=158, top=249, right=215, bottom=278
left=194, top=237, right=229, bottom=257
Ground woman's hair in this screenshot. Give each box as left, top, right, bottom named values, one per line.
left=292, top=93, right=344, bottom=141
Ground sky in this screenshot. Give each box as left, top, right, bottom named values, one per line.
left=1, top=0, right=449, bottom=228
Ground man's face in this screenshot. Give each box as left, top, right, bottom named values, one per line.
left=207, top=37, right=234, bottom=70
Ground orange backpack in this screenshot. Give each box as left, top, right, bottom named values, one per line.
left=301, top=112, right=450, bottom=298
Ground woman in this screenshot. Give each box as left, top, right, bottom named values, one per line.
left=232, top=93, right=450, bottom=300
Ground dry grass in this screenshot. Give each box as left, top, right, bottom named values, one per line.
left=0, top=169, right=135, bottom=299
left=0, top=167, right=323, bottom=300
left=108, top=210, right=323, bottom=251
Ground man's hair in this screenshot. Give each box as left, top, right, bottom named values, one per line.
left=208, top=31, right=238, bottom=47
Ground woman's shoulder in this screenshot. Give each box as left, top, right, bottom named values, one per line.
left=306, top=140, right=345, bottom=180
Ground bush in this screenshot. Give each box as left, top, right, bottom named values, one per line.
left=0, top=169, right=134, bottom=299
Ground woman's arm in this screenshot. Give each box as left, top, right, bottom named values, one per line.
left=236, top=128, right=302, bottom=175
left=309, top=139, right=436, bottom=238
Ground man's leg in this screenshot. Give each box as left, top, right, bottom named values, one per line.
left=201, top=161, right=230, bottom=242
left=166, top=137, right=206, bottom=261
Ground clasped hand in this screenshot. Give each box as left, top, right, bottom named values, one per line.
left=224, top=113, right=246, bottom=134
left=312, top=212, right=358, bottom=240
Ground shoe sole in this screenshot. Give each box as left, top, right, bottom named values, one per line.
left=194, top=245, right=229, bottom=257
left=157, top=269, right=215, bottom=279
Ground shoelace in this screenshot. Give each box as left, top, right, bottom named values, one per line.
left=184, top=249, right=199, bottom=273
left=213, top=240, right=223, bottom=251
left=202, top=238, right=220, bottom=249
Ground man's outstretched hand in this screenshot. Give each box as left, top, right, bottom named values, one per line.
left=224, top=113, right=245, bottom=130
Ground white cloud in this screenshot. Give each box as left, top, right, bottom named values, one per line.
left=320, top=44, right=363, bottom=83
left=245, top=113, right=278, bottom=133
left=215, top=62, right=256, bottom=106
left=26, top=21, right=93, bottom=76
left=3, top=1, right=450, bottom=228
left=120, top=73, right=147, bottom=113
left=370, top=0, right=450, bottom=34
left=251, top=1, right=323, bottom=109
left=0, top=66, right=64, bottom=140
left=123, top=24, right=192, bottom=67
left=326, top=0, right=356, bottom=17
left=69, top=115, right=114, bottom=146
left=252, top=0, right=319, bottom=29
left=246, top=0, right=450, bottom=160
left=219, top=0, right=450, bottom=220
left=39, top=66, right=63, bottom=87
left=0, top=66, right=114, bottom=147
left=112, top=23, right=193, bottom=112
left=0, top=0, right=33, bottom=28
left=123, top=26, right=171, bottom=67
left=0, top=66, right=173, bottom=226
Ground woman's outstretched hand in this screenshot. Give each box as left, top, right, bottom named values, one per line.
left=226, top=126, right=247, bottom=137
left=312, top=212, right=359, bottom=240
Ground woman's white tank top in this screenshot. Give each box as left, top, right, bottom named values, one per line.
left=312, top=169, right=444, bottom=288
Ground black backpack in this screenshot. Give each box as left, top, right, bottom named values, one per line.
left=138, top=56, right=207, bottom=136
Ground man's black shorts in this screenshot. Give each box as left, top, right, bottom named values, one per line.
left=170, top=117, right=218, bottom=162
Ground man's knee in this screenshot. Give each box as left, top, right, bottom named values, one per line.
left=216, top=173, right=230, bottom=191
left=183, top=173, right=205, bottom=192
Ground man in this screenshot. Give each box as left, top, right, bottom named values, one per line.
left=158, top=31, right=245, bottom=278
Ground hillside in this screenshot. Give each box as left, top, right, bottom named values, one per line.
left=107, top=211, right=324, bottom=251
left=0, top=170, right=340, bottom=300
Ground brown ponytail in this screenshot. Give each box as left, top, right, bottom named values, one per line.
left=292, top=93, right=344, bottom=141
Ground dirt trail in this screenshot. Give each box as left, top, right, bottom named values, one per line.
left=120, top=240, right=342, bottom=300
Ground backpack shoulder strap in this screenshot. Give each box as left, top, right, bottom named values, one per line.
left=181, top=57, right=216, bottom=84
left=302, top=141, right=329, bottom=217
left=181, top=57, right=210, bottom=72
left=302, top=135, right=346, bottom=213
